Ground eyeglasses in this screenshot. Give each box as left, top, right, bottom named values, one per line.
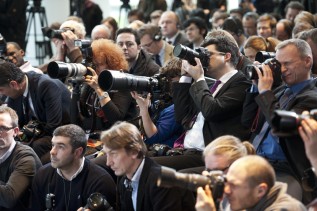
left=206, top=164, right=231, bottom=172
left=141, top=40, right=154, bottom=48
left=208, top=51, right=226, bottom=56
left=0, top=125, right=14, bottom=134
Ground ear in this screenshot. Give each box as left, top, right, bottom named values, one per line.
left=256, top=183, right=268, bottom=198
left=75, top=147, right=84, bottom=158
left=304, top=56, right=312, bottom=69
left=20, top=49, right=25, bottom=57
left=224, top=52, right=231, bottom=63
left=9, top=80, right=20, bottom=89
left=13, top=127, right=19, bottom=137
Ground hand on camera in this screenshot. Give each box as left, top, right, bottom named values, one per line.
left=85, top=67, right=100, bottom=91
left=256, top=64, right=273, bottom=93
left=53, top=39, right=66, bottom=61
left=181, top=58, right=204, bottom=81
left=196, top=185, right=216, bottom=211
left=131, top=92, right=151, bottom=115
left=61, top=30, right=78, bottom=53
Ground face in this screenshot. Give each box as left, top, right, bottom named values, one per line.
left=0, top=81, right=23, bottom=99
left=104, top=146, right=138, bottom=177
left=140, top=34, right=160, bottom=55
left=92, top=59, right=108, bottom=75
left=276, top=22, right=289, bottom=41
left=50, top=136, right=80, bottom=170
left=286, top=8, right=300, bottom=22
left=224, top=167, right=261, bottom=211
left=244, top=47, right=257, bottom=62
left=212, top=18, right=225, bottom=29
left=159, top=13, right=179, bottom=38
left=242, top=18, right=257, bottom=37
left=185, top=23, right=204, bottom=44
left=205, top=153, right=231, bottom=174
left=91, top=29, right=110, bottom=40
left=257, top=21, right=273, bottom=39
left=205, top=44, right=227, bottom=78
left=0, top=112, right=17, bottom=152
left=116, top=33, right=140, bottom=62
left=6, top=44, right=25, bottom=67
left=276, top=44, right=311, bottom=86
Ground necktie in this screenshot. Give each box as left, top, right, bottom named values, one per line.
left=23, top=96, right=30, bottom=123
left=209, top=80, right=221, bottom=94
left=124, top=178, right=134, bottom=211
left=155, top=54, right=162, bottom=67
left=279, top=87, right=293, bottom=109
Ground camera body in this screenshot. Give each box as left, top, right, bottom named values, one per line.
left=45, top=193, right=55, bottom=211
left=74, top=39, right=93, bottom=67
left=20, top=120, right=43, bottom=142
left=85, top=193, right=114, bottom=211
left=42, top=27, right=75, bottom=40
left=173, top=44, right=210, bottom=71
left=157, top=166, right=226, bottom=204
left=0, top=33, right=7, bottom=58
left=245, top=51, right=282, bottom=80
left=271, top=109, right=317, bottom=137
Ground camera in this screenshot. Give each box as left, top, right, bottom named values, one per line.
left=245, top=51, right=282, bottom=81
left=0, top=33, right=7, bottom=58
left=45, top=193, right=55, bottom=211
left=271, top=109, right=317, bottom=137
left=85, top=192, right=114, bottom=211
left=20, top=120, right=43, bottom=142
left=47, top=61, right=90, bottom=80
left=74, top=39, right=93, bottom=67
left=173, top=44, right=210, bottom=71
left=157, top=166, right=226, bottom=205
left=41, top=27, right=75, bottom=40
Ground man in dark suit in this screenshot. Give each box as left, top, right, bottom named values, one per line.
left=100, top=121, right=195, bottom=211
left=159, top=11, right=189, bottom=46
left=183, top=17, right=208, bottom=49
left=0, top=60, right=71, bottom=164
left=242, top=38, right=317, bottom=203
left=153, top=29, right=251, bottom=171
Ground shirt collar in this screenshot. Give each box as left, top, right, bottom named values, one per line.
left=166, top=32, right=179, bottom=44
left=287, top=78, right=312, bottom=95
left=131, top=158, right=145, bottom=183
left=218, top=69, right=238, bottom=84
left=0, top=141, right=16, bottom=164
left=23, top=75, right=29, bottom=98
left=57, top=157, right=85, bottom=181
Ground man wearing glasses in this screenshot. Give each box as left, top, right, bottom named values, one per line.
left=138, top=24, right=175, bottom=67
left=152, top=29, right=251, bottom=171
left=0, top=105, right=42, bottom=210
left=116, top=27, right=159, bottom=77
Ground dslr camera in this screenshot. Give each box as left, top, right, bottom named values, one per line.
left=47, top=61, right=90, bottom=81
left=173, top=44, right=210, bottom=71
left=74, top=39, right=93, bottom=67
left=157, top=166, right=226, bottom=206
left=42, top=27, right=75, bottom=40
left=0, top=33, right=7, bottom=58
left=245, top=51, right=282, bottom=83
left=271, top=109, right=317, bottom=137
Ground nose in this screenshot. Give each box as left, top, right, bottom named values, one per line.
left=106, top=155, right=112, bottom=167
left=50, top=146, right=56, bottom=155
left=224, top=183, right=231, bottom=194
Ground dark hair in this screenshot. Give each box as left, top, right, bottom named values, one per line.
left=183, top=17, right=208, bottom=38
left=222, top=17, right=244, bottom=36
left=285, top=1, right=304, bottom=13
left=53, top=124, right=87, bottom=156
left=0, top=60, right=25, bottom=86
left=137, top=24, right=161, bottom=40
left=7, top=42, right=23, bottom=51
left=102, top=17, right=118, bottom=39
left=116, top=27, right=140, bottom=45
left=201, top=29, right=240, bottom=67
left=160, top=57, right=182, bottom=78
left=257, top=13, right=277, bottom=29
left=128, top=9, right=144, bottom=21
left=277, top=19, right=294, bottom=39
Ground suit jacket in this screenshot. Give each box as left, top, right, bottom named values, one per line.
left=130, top=49, right=160, bottom=77
left=7, top=72, right=71, bottom=134
left=118, top=157, right=195, bottom=211
left=163, top=41, right=175, bottom=66
left=173, top=32, right=190, bottom=46
left=243, top=79, right=317, bottom=186
left=173, top=71, right=251, bottom=146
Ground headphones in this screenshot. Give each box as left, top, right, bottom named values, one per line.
left=153, top=27, right=162, bottom=41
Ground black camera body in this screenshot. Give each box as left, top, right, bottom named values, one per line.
left=245, top=51, right=281, bottom=80
left=20, top=120, right=43, bottom=142
left=173, top=44, right=210, bottom=71
left=42, top=27, right=75, bottom=40
left=271, top=109, right=317, bottom=137
left=45, top=193, right=55, bottom=211
left=85, top=193, right=114, bottom=211
left=0, top=33, right=7, bottom=57
left=157, top=167, right=226, bottom=205
left=74, top=39, right=93, bottom=67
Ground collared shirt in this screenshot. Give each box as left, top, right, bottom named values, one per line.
left=20, top=61, right=43, bottom=74
left=57, top=157, right=85, bottom=181
left=131, top=158, right=145, bottom=211
left=165, top=32, right=179, bottom=45
left=258, top=78, right=313, bottom=160
left=0, top=141, right=16, bottom=164
left=157, top=41, right=166, bottom=66
left=183, top=70, right=238, bottom=150
left=22, top=76, right=38, bottom=119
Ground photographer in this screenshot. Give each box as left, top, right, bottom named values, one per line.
left=82, top=39, right=138, bottom=131
left=31, top=124, right=116, bottom=211
left=130, top=58, right=183, bottom=148
left=0, top=60, right=71, bottom=164
left=242, top=39, right=317, bottom=202
left=152, top=29, right=251, bottom=171
left=196, top=155, right=306, bottom=211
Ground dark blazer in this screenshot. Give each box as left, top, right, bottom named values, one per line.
left=118, top=157, right=195, bottom=211
left=173, top=71, right=251, bottom=146
left=243, top=79, right=317, bottom=186
left=130, top=49, right=160, bottom=77
left=7, top=72, right=71, bottom=134
left=173, top=31, right=190, bottom=46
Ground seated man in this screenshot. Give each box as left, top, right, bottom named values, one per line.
left=0, top=105, right=42, bottom=210
left=196, top=155, right=306, bottom=211
left=99, top=121, right=195, bottom=211
left=31, top=124, right=116, bottom=210
left=0, top=60, right=71, bottom=164
left=6, top=42, right=43, bottom=74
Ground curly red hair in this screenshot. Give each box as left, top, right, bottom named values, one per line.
left=92, top=39, right=128, bottom=71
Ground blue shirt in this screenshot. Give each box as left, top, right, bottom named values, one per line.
left=257, top=79, right=312, bottom=160
left=145, top=104, right=184, bottom=147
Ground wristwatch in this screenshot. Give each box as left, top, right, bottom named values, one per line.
left=98, top=92, right=109, bottom=101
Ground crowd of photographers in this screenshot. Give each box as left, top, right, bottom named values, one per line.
left=2, top=0, right=317, bottom=210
